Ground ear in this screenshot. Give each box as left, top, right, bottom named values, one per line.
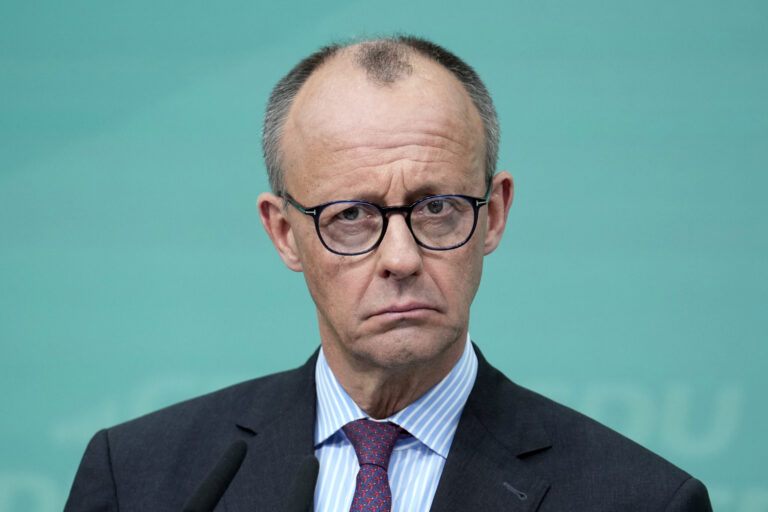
left=483, top=171, right=514, bottom=255
left=257, top=192, right=304, bottom=272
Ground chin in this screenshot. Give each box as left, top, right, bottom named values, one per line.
left=355, top=324, right=464, bottom=370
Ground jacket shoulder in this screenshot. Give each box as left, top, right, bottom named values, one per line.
left=468, top=351, right=712, bottom=510
left=65, top=356, right=316, bottom=511
left=109, top=359, right=312, bottom=439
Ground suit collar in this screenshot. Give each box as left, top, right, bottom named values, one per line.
left=429, top=345, right=552, bottom=511
left=233, top=349, right=319, bottom=437
left=225, top=351, right=319, bottom=511
left=467, top=345, right=552, bottom=458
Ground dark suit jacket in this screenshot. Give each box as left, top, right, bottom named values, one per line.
left=65, top=347, right=712, bottom=511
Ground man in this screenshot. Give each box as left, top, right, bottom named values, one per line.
left=65, top=36, right=712, bottom=511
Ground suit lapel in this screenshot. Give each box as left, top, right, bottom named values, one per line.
left=222, top=352, right=319, bottom=512
left=430, top=346, right=552, bottom=512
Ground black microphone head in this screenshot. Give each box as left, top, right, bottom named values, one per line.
left=282, top=455, right=319, bottom=512
left=182, top=440, right=248, bottom=512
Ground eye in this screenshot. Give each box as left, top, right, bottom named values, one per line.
left=339, top=205, right=364, bottom=221
left=425, top=199, right=445, bottom=214
left=333, top=204, right=370, bottom=222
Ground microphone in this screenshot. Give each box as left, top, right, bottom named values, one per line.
left=182, top=440, right=248, bottom=512
left=282, top=455, right=319, bottom=512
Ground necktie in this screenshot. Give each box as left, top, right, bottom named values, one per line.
left=343, top=419, right=405, bottom=512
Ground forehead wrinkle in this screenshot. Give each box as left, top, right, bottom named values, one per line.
left=329, top=132, right=468, bottom=159
left=295, top=158, right=476, bottom=205
left=291, top=140, right=482, bottom=202
left=329, top=146, right=461, bottom=172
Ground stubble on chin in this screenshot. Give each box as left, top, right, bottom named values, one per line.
left=337, top=322, right=466, bottom=374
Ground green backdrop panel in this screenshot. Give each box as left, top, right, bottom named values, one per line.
left=1, top=1, right=766, bottom=510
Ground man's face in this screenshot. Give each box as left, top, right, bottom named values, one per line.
left=262, top=54, right=511, bottom=378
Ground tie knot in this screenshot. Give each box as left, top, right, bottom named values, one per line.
left=342, top=419, right=404, bottom=469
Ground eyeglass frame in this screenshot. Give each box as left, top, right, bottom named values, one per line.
left=280, top=186, right=492, bottom=256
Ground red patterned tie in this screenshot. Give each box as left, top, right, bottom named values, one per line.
left=343, top=419, right=405, bottom=512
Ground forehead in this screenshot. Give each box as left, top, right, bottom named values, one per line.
left=280, top=51, right=486, bottom=201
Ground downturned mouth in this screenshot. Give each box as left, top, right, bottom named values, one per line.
left=368, top=303, right=436, bottom=318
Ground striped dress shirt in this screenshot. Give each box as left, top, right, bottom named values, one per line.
left=313, top=337, right=478, bottom=512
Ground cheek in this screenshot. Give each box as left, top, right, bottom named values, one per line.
left=425, top=251, right=484, bottom=311
left=299, top=247, right=369, bottom=317
left=293, top=228, right=333, bottom=301
left=450, top=246, right=485, bottom=309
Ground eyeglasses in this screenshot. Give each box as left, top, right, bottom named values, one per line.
left=281, top=188, right=491, bottom=256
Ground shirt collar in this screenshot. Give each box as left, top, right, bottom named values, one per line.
left=314, top=335, right=478, bottom=459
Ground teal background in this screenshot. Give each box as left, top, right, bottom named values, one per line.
left=1, top=1, right=766, bottom=510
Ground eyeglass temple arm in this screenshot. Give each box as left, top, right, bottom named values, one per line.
left=280, top=192, right=318, bottom=217
left=476, top=184, right=493, bottom=206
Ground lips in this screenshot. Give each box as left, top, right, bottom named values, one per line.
left=366, top=302, right=437, bottom=319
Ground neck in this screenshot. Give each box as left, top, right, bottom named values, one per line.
left=322, top=335, right=466, bottom=419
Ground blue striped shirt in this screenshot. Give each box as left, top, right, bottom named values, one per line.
left=313, top=337, right=478, bottom=512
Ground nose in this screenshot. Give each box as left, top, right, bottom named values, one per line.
left=375, top=213, right=423, bottom=279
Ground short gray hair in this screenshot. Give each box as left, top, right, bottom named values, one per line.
left=261, top=36, right=499, bottom=193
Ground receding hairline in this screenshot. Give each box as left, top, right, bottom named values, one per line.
left=281, top=46, right=486, bottom=176
left=289, top=43, right=482, bottom=116
left=262, top=36, right=500, bottom=193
